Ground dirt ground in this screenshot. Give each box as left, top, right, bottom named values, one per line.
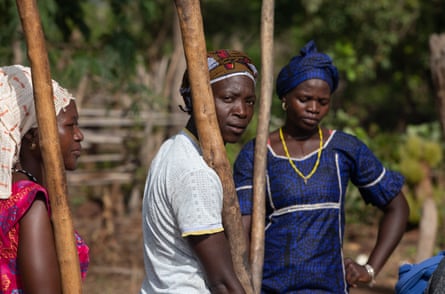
left=73, top=199, right=419, bottom=294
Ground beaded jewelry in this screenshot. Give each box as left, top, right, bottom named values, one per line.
left=279, top=126, right=323, bottom=184
left=12, top=168, right=38, bottom=183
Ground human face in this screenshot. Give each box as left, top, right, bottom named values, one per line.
left=57, top=100, right=84, bottom=170
left=283, top=79, right=331, bottom=133
left=211, top=75, right=256, bottom=144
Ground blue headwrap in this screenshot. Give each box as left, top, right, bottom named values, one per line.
left=276, top=40, right=339, bottom=98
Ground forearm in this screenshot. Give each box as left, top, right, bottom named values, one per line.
left=367, top=193, right=409, bottom=274
left=189, top=232, right=246, bottom=294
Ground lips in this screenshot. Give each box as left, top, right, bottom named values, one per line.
left=72, top=144, right=82, bottom=157
left=302, top=117, right=319, bottom=126
left=227, top=124, right=247, bottom=134
left=72, top=150, right=81, bottom=157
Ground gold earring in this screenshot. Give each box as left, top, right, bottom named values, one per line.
left=30, top=142, right=36, bottom=150
left=281, top=101, right=288, bottom=111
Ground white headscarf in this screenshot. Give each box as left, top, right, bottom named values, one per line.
left=0, top=65, right=75, bottom=199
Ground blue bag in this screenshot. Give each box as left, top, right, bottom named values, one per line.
left=395, top=251, right=445, bottom=294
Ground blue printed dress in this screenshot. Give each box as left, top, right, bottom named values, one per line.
left=233, top=130, right=404, bottom=293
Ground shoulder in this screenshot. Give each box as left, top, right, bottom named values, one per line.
left=151, top=132, right=200, bottom=167
left=328, top=130, right=368, bottom=151
left=234, top=138, right=256, bottom=164
left=330, top=130, right=361, bottom=142
left=238, top=138, right=257, bottom=154
left=9, top=180, right=48, bottom=204
left=0, top=181, right=50, bottom=233
left=151, top=132, right=219, bottom=184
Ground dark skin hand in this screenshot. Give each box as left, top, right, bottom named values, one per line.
left=188, top=232, right=245, bottom=294
left=344, top=192, right=409, bottom=288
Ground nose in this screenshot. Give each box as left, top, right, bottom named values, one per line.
left=234, top=100, right=248, bottom=118
left=74, top=126, right=84, bottom=142
left=307, top=100, right=319, bottom=114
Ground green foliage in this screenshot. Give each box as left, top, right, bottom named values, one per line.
left=396, top=123, right=444, bottom=225
left=2, top=1, right=445, bottom=229
left=398, top=123, right=443, bottom=185
left=399, top=157, right=425, bottom=185
left=405, top=189, right=422, bottom=224
left=423, top=141, right=443, bottom=167
left=0, top=1, right=20, bottom=63
left=402, top=135, right=424, bottom=160
left=1, top=0, right=442, bottom=133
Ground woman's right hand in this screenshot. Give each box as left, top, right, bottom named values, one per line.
left=344, top=257, right=373, bottom=288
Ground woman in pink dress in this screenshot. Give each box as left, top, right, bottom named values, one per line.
left=0, top=65, right=89, bottom=293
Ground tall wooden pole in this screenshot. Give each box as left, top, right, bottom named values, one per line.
left=250, top=1, right=274, bottom=292
left=15, top=1, right=82, bottom=293
left=430, top=34, right=445, bottom=139
left=173, top=1, right=254, bottom=293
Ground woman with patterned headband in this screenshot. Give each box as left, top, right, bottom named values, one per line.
left=140, top=49, right=257, bottom=294
left=0, top=65, right=89, bottom=293
left=233, top=40, right=409, bottom=293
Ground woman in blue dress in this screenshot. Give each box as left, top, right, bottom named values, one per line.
left=233, top=40, right=410, bottom=293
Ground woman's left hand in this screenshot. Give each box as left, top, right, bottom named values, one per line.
left=344, top=257, right=372, bottom=288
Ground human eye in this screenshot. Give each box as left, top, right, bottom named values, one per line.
left=65, top=118, right=78, bottom=128
left=246, top=96, right=256, bottom=106
left=318, top=98, right=330, bottom=106
left=298, top=96, right=310, bottom=103
left=222, top=95, right=234, bottom=103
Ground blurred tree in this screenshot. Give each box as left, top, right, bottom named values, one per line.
left=2, top=0, right=445, bottom=230
left=2, top=0, right=443, bottom=133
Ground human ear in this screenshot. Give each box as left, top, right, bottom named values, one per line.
left=23, top=128, right=39, bottom=151
left=281, top=99, right=288, bottom=111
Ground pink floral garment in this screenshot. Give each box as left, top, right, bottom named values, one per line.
left=0, top=180, right=89, bottom=293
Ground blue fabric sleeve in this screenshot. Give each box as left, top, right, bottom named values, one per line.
left=233, top=140, right=255, bottom=215
left=340, top=133, right=405, bottom=207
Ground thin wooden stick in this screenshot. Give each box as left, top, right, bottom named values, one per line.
left=15, top=0, right=82, bottom=293
left=250, top=1, right=275, bottom=292
left=173, top=1, right=253, bottom=293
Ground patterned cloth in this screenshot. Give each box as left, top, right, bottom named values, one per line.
left=179, top=49, right=258, bottom=113
left=0, top=180, right=89, bottom=293
left=276, top=40, right=339, bottom=97
left=0, top=65, right=75, bottom=199
left=233, top=130, right=404, bottom=293
left=140, top=129, right=224, bottom=294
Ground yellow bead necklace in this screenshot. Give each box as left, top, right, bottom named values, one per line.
left=279, top=126, right=323, bottom=184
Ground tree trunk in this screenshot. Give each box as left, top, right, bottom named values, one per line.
left=165, top=11, right=186, bottom=137
left=415, top=163, right=437, bottom=262
left=429, top=34, right=445, bottom=138
left=422, top=33, right=445, bottom=263
left=416, top=197, right=438, bottom=262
